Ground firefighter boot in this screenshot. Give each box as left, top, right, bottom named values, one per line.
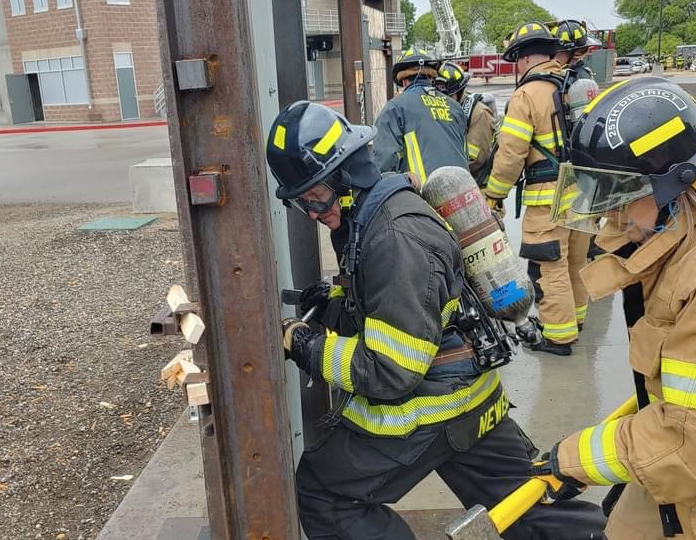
left=531, top=336, right=572, bottom=356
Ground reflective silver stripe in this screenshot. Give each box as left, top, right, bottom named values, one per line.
left=590, top=422, right=627, bottom=484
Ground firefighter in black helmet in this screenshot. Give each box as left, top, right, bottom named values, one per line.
left=543, top=77, right=696, bottom=540
left=484, top=22, right=593, bottom=356
left=436, top=61, right=497, bottom=180
left=372, top=46, right=470, bottom=187
left=548, top=19, right=601, bottom=83
left=267, top=101, right=606, bottom=539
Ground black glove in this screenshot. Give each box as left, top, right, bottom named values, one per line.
left=282, top=318, right=318, bottom=373
left=299, top=280, right=331, bottom=318
left=529, top=444, right=586, bottom=501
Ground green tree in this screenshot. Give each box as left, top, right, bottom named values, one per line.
left=615, top=22, right=648, bottom=56
left=645, top=32, right=682, bottom=56
left=412, top=12, right=437, bottom=45
left=401, top=0, right=417, bottom=47
left=614, top=0, right=696, bottom=51
left=410, top=0, right=554, bottom=51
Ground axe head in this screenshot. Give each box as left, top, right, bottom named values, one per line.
left=446, top=505, right=502, bottom=540
left=281, top=288, right=303, bottom=306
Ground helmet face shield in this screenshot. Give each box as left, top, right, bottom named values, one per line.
left=551, top=163, right=654, bottom=234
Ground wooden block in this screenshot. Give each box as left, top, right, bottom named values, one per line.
left=180, top=313, right=205, bottom=344
left=160, top=350, right=193, bottom=380
left=167, top=374, right=178, bottom=390
left=166, top=285, right=190, bottom=312
left=186, top=382, right=210, bottom=406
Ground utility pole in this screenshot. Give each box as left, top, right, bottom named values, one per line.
left=155, top=0, right=301, bottom=538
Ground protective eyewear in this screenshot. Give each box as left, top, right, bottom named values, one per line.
left=289, top=182, right=339, bottom=216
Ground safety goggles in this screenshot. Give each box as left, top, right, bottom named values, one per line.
left=288, top=181, right=339, bottom=216
left=551, top=163, right=654, bottom=235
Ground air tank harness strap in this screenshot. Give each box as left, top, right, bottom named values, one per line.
left=515, top=141, right=559, bottom=218
left=342, top=174, right=415, bottom=330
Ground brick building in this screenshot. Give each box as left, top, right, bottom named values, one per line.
left=1, top=0, right=163, bottom=123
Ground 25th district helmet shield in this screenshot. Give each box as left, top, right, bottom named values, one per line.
left=552, top=77, right=696, bottom=232
left=267, top=101, right=377, bottom=200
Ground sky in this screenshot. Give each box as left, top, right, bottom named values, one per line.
left=411, top=0, right=624, bottom=31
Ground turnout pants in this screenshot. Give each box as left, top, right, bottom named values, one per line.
left=296, top=417, right=606, bottom=540
left=520, top=206, right=591, bottom=345
left=605, top=483, right=696, bottom=539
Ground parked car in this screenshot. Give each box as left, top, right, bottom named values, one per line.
left=631, top=60, right=650, bottom=73
left=614, top=57, right=634, bottom=76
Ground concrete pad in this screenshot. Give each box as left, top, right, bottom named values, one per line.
left=129, top=158, right=178, bottom=213
left=97, top=411, right=207, bottom=540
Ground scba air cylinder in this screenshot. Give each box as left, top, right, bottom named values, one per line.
left=422, top=166, right=535, bottom=326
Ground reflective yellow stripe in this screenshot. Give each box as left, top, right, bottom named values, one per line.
left=404, top=131, right=427, bottom=187
left=313, top=119, right=343, bottom=155
left=576, top=304, right=588, bottom=322
left=661, top=357, right=696, bottom=409
left=629, top=117, right=686, bottom=157
left=329, top=286, right=345, bottom=299
left=584, top=79, right=631, bottom=114
left=501, top=116, right=534, bottom=143
left=441, top=297, right=460, bottom=328
left=468, top=142, right=481, bottom=159
left=578, top=419, right=631, bottom=485
left=487, top=174, right=512, bottom=197
left=342, top=371, right=501, bottom=436
left=273, top=125, right=286, bottom=150
left=533, top=130, right=564, bottom=150
left=522, top=189, right=573, bottom=210
left=364, top=317, right=438, bottom=375
left=542, top=320, right=578, bottom=340
left=322, top=335, right=357, bottom=392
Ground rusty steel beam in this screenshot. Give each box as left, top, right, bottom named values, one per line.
left=155, top=1, right=301, bottom=539
left=338, top=0, right=366, bottom=123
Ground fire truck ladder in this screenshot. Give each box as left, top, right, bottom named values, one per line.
left=430, top=0, right=462, bottom=58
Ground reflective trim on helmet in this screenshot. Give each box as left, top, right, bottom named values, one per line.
left=584, top=79, right=631, bottom=114
left=629, top=116, right=686, bottom=157
left=404, top=131, right=427, bottom=186
left=313, top=119, right=343, bottom=156
left=273, top=125, right=286, bottom=150
left=501, top=117, right=534, bottom=143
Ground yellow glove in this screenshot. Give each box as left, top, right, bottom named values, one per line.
left=486, top=197, right=506, bottom=219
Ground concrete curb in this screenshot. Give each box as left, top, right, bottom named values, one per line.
left=0, top=120, right=167, bottom=135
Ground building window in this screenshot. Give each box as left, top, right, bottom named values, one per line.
left=33, top=0, right=48, bottom=12
left=57, top=0, right=73, bottom=9
left=106, top=0, right=130, bottom=4
left=10, top=0, right=26, bottom=16
left=24, top=56, right=89, bottom=105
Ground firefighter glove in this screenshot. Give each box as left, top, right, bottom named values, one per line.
left=529, top=444, right=586, bottom=501
left=299, top=280, right=331, bottom=318
left=282, top=317, right=318, bottom=373
left=486, top=197, right=506, bottom=219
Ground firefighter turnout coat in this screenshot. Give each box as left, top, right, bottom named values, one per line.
left=373, top=79, right=470, bottom=186
left=557, top=198, right=696, bottom=539
left=464, top=95, right=496, bottom=178
left=308, top=179, right=506, bottom=441
left=484, top=60, right=590, bottom=344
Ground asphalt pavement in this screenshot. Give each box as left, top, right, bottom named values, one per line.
left=0, top=125, right=171, bottom=204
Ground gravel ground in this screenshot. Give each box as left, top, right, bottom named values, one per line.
left=0, top=203, right=186, bottom=540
